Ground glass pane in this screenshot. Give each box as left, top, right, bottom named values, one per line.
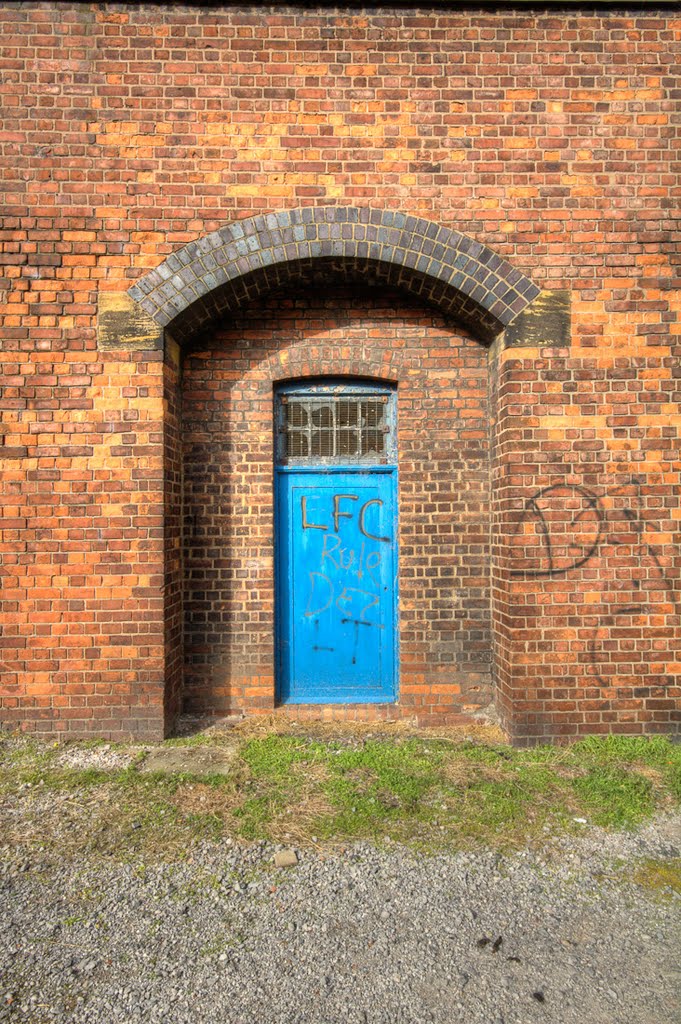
left=338, top=428, right=359, bottom=456
left=338, top=400, right=358, bottom=427
left=362, top=429, right=384, bottom=455
left=287, top=430, right=308, bottom=458
left=363, top=401, right=384, bottom=428
left=311, top=429, right=335, bottom=458
left=311, top=402, right=333, bottom=428
left=287, top=401, right=308, bottom=428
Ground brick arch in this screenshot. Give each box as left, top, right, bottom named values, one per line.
left=128, top=207, right=540, bottom=344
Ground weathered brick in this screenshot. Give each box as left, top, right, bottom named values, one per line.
left=0, top=3, right=679, bottom=744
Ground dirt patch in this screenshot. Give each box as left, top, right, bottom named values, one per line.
left=231, top=715, right=507, bottom=747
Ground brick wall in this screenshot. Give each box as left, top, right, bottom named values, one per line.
left=492, top=334, right=681, bottom=743
left=0, top=348, right=167, bottom=738
left=0, top=3, right=679, bottom=741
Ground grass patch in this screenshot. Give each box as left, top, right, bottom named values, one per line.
left=1, top=730, right=680, bottom=862
left=221, top=733, right=679, bottom=852
left=571, top=767, right=655, bottom=828
left=231, top=735, right=333, bottom=841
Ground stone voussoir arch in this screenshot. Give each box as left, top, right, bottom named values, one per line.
left=128, top=206, right=540, bottom=344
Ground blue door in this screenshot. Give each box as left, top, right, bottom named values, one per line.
left=275, top=383, right=398, bottom=704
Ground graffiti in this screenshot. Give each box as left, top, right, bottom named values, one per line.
left=300, top=495, right=327, bottom=531
left=509, top=477, right=679, bottom=686
left=509, top=484, right=603, bottom=577
left=320, top=533, right=382, bottom=586
left=301, top=491, right=390, bottom=635
left=304, top=570, right=383, bottom=626
left=301, top=494, right=390, bottom=542
left=332, top=494, right=357, bottom=533
left=358, top=499, right=390, bottom=543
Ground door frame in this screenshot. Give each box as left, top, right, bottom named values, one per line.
left=274, top=379, right=399, bottom=706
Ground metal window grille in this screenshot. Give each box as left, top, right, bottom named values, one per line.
left=278, top=390, right=394, bottom=464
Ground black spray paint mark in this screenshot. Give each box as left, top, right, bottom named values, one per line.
left=509, top=484, right=603, bottom=578
left=510, top=476, right=679, bottom=688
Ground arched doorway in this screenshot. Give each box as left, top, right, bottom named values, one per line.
left=125, top=208, right=540, bottom=729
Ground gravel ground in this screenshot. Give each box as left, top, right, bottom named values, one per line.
left=52, top=746, right=139, bottom=773
left=1, top=812, right=679, bottom=1024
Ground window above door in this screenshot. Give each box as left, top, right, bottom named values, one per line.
left=275, top=380, right=397, bottom=467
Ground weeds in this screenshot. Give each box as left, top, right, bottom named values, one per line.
left=0, top=730, right=679, bottom=863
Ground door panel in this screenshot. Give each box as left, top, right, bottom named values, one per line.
left=276, top=468, right=397, bottom=704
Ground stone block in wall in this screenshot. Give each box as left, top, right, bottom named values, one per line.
left=97, top=292, right=164, bottom=351
left=503, top=290, right=571, bottom=348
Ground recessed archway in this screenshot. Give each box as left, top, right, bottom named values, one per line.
left=178, top=284, right=496, bottom=723
left=124, top=208, right=541, bottom=733
left=128, top=206, right=539, bottom=344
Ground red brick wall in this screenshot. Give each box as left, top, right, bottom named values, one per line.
left=492, top=336, right=681, bottom=743
left=0, top=348, right=167, bottom=738
left=1, top=3, right=679, bottom=741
